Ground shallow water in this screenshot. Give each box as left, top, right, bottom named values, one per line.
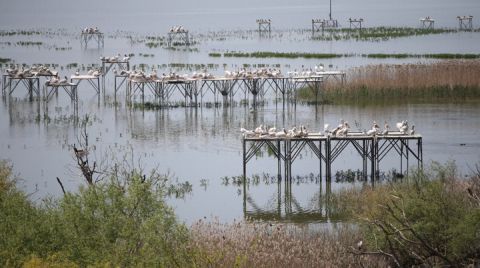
left=1, top=92, right=479, bottom=224
left=1, top=0, right=480, bottom=225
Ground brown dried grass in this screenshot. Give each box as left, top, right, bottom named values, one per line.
left=320, top=60, right=480, bottom=102
left=188, top=219, right=388, bottom=267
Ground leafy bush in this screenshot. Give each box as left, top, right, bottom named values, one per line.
left=337, top=162, right=480, bottom=266
left=0, top=161, right=193, bottom=267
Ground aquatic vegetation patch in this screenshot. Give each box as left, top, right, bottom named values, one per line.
left=16, top=41, right=43, bottom=46
left=0, top=57, right=11, bottom=63
left=313, top=27, right=457, bottom=41
left=221, top=51, right=347, bottom=59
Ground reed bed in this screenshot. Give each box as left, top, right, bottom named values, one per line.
left=223, top=51, right=345, bottom=59
left=211, top=51, right=480, bottom=59
left=314, top=60, right=480, bottom=103
left=189, top=219, right=387, bottom=267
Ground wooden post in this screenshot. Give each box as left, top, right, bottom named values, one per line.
left=319, top=140, right=322, bottom=180
left=277, top=139, right=281, bottom=179
left=243, top=138, right=247, bottom=178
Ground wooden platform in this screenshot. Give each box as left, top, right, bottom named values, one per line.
left=120, top=73, right=346, bottom=106
left=242, top=132, right=423, bottom=181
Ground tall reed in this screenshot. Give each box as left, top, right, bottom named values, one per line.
left=312, top=60, right=480, bottom=103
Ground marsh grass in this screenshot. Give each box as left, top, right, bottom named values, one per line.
left=212, top=51, right=480, bottom=60
left=300, top=61, right=480, bottom=103
left=222, top=51, right=346, bottom=59
left=189, top=219, right=387, bottom=267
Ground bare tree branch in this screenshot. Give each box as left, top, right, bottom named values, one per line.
left=56, top=177, right=66, bottom=195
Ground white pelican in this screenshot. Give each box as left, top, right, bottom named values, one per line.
left=324, top=123, right=330, bottom=134
left=59, top=76, right=68, bottom=84
left=331, top=119, right=344, bottom=136
left=254, top=125, right=264, bottom=135
left=399, top=120, right=409, bottom=134
left=366, top=128, right=377, bottom=136
left=409, top=125, right=415, bottom=135
left=287, top=127, right=297, bottom=137
left=122, top=54, right=130, bottom=62
left=337, top=121, right=350, bottom=136
left=381, top=123, right=389, bottom=135
left=275, top=128, right=287, bottom=138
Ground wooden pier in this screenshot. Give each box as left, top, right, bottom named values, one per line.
left=2, top=74, right=40, bottom=100
left=80, top=31, right=104, bottom=48
left=256, top=19, right=271, bottom=35
left=349, top=18, right=364, bottom=30
left=457, top=15, right=473, bottom=30
left=242, top=132, right=423, bottom=181
left=70, top=74, right=101, bottom=95
left=101, top=58, right=130, bottom=90
left=420, top=16, right=435, bottom=29
left=43, top=82, right=78, bottom=102
left=121, top=73, right=342, bottom=107
left=167, top=26, right=190, bottom=47
left=311, top=19, right=326, bottom=35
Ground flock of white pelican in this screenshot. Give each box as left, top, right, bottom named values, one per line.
left=169, top=26, right=188, bottom=33
left=241, top=120, right=416, bottom=138
left=45, top=75, right=73, bottom=86
left=111, top=65, right=335, bottom=83
left=5, top=65, right=58, bottom=78
left=45, top=68, right=101, bottom=86
left=224, top=68, right=282, bottom=79
left=114, top=69, right=211, bottom=82
left=100, top=54, right=130, bottom=63
left=82, top=27, right=101, bottom=34
left=256, top=19, right=272, bottom=24
left=287, top=65, right=325, bottom=77
left=118, top=68, right=286, bottom=82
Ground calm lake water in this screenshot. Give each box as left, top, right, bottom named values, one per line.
left=1, top=0, right=480, bottom=225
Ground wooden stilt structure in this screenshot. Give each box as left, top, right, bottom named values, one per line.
left=457, top=15, right=473, bottom=30
left=242, top=133, right=423, bottom=182
left=420, top=16, right=435, bottom=29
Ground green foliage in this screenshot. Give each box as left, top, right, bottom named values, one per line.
left=335, top=162, right=480, bottom=266
left=0, top=161, right=193, bottom=267
left=0, top=161, right=45, bottom=267
left=0, top=57, right=11, bottom=63
left=221, top=51, right=345, bottom=59
left=313, top=27, right=456, bottom=41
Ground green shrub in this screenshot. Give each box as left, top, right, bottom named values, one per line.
left=336, top=162, right=480, bottom=266
left=0, top=161, right=193, bottom=267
